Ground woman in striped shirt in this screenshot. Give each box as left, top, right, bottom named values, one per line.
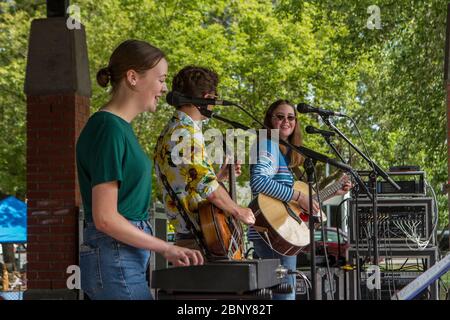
left=249, top=99, right=351, bottom=300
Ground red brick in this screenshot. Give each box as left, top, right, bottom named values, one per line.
left=27, top=271, right=39, bottom=280
left=50, top=262, right=76, bottom=270
left=53, top=208, right=72, bottom=216
left=27, top=191, right=50, bottom=199
left=27, top=225, right=50, bottom=234
left=28, top=262, right=51, bottom=271
left=40, top=218, right=62, bottom=225
left=62, top=215, right=76, bottom=225
left=51, top=173, right=76, bottom=182
left=36, top=182, right=59, bottom=191
left=29, top=209, right=51, bottom=216
left=52, top=279, right=69, bottom=289
left=35, top=199, right=64, bottom=208
left=38, top=271, right=67, bottom=280
left=28, top=280, right=51, bottom=289
left=50, top=243, right=76, bottom=253
left=27, top=252, right=39, bottom=262
left=27, top=173, right=50, bottom=183
left=27, top=92, right=89, bottom=291
left=27, top=234, right=39, bottom=242
left=39, top=252, right=67, bottom=262
left=50, top=194, right=76, bottom=202
left=34, top=234, right=53, bottom=242
left=27, top=216, right=46, bottom=225
left=63, top=235, right=76, bottom=243
left=64, top=251, right=77, bottom=262
left=27, top=242, right=52, bottom=253
left=50, top=225, right=76, bottom=234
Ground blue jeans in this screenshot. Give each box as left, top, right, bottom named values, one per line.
left=80, top=220, right=153, bottom=300
left=252, top=236, right=297, bottom=300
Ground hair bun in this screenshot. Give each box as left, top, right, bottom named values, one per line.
left=96, top=67, right=111, bottom=88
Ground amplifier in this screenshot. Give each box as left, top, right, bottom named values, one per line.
left=357, top=170, right=425, bottom=197
left=347, top=247, right=439, bottom=300
left=296, top=268, right=346, bottom=300
left=349, top=197, right=435, bottom=247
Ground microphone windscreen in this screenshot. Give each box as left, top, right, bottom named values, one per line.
left=297, top=103, right=311, bottom=113
left=305, top=125, right=315, bottom=134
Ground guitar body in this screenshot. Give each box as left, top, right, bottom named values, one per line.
left=198, top=201, right=243, bottom=260
left=249, top=181, right=328, bottom=256
left=198, top=140, right=244, bottom=260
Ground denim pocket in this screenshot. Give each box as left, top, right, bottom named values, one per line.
left=79, top=244, right=103, bottom=297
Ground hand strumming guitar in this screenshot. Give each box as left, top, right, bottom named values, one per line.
left=291, top=190, right=320, bottom=215
left=231, top=206, right=255, bottom=225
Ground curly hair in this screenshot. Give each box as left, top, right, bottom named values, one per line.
left=171, top=66, right=219, bottom=101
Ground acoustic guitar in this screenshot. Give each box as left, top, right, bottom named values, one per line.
left=198, top=149, right=245, bottom=260
left=248, top=179, right=345, bottom=256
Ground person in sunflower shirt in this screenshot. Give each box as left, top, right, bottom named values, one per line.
left=154, top=66, right=255, bottom=252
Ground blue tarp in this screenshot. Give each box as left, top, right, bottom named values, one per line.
left=0, top=196, right=27, bottom=243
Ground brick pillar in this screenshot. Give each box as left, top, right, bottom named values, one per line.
left=24, top=17, right=91, bottom=299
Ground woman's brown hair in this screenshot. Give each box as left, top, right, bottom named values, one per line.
left=96, top=39, right=166, bottom=92
left=263, top=99, right=304, bottom=168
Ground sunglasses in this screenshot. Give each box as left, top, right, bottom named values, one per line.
left=272, top=114, right=296, bottom=122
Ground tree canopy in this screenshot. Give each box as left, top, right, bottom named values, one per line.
left=0, top=0, right=448, bottom=227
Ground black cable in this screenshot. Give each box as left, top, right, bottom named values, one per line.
left=387, top=227, right=397, bottom=296
left=383, top=225, right=392, bottom=298
left=343, top=115, right=377, bottom=176
left=399, top=258, right=409, bottom=271
left=312, top=164, right=334, bottom=300
left=244, top=246, right=255, bottom=259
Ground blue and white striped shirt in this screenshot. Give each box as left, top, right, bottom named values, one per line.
left=248, top=138, right=294, bottom=240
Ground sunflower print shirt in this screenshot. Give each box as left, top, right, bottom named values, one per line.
left=154, top=110, right=220, bottom=235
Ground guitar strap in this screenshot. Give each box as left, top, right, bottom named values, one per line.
left=158, top=173, right=211, bottom=258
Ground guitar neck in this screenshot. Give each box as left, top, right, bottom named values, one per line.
left=318, top=180, right=344, bottom=201
left=223, top=135, right=237, bottom=202
left=229, top=163, right=237, bottom=201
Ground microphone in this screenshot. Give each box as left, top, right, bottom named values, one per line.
left=297, top=103, right=345, bottom=117
left=166, top=91, right=234, bottom=107
left=305, top=125, right=335, bottom=137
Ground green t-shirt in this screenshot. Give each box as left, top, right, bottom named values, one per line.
left=76, top=111, right=152, bottom=222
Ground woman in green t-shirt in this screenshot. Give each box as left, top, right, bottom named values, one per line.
left=76, top=40, right=203, bottom=300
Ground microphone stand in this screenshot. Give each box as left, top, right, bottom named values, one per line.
left=198, top=107, right=372, bottom=300
left=321, top=116, right=400, bottom=191
left=321, top=115, right=400, bottom=300
left=323, top=135, right=346, bottom=164
left=319, top=132, right=362, bottom=299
